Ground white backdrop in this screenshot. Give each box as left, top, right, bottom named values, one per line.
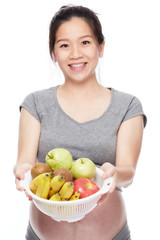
left=1, top=0, right=160, bottom=239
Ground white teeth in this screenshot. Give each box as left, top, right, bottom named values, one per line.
left=70, top=63, right=85, bottom=67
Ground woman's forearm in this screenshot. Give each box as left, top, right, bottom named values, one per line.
left=115, top=166, right=135, bottom=188
left=101, top=163, right=135, bottom=193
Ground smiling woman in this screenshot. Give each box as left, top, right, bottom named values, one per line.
left=49, top=5, right=104, bottom=58
left=13, top=5, right=147, bottom=240
left=52, top=17, right=104, bottom=83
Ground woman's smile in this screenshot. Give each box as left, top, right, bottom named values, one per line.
left=68, top=62, right=87, bottom=71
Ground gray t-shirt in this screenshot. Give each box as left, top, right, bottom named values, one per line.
left=20, top=86, right=147, bottom=166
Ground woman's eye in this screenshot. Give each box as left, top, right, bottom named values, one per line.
left=60, top=44, right=68, bottom=48
left=82, top=41, right=90, bottom=45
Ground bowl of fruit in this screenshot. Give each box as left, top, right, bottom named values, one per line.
left=20, top=148, right=113, bottom=223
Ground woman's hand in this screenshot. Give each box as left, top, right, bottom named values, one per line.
left=97, top=163, right=117, bottom=206
left=13, top=162, right=33, bottom=200
left=101, top=162, right=118, bottom=193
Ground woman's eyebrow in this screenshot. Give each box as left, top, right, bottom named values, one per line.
left=79, top=35, right=93, bottom=39
left=56, top=38, right=69, bottom=44
left=56, top=35, right=93, bottom=44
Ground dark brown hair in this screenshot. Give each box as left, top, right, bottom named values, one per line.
left=49, top=5, right=105, bottom=59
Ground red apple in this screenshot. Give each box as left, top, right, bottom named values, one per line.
left=73, top=178, right=99, bottom=199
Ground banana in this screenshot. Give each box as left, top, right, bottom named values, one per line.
left=59, top=182, right=74, bottom=200
left=48, top=189, right=55, bottom=199
left=35, top=173, right=52, bottom=199
left=69, top=191, right=80, bottom=201
left=30, top=172, right=48, bottom=194
left=49, top=193, right=61, bottom=201
left=50, top=175, right=65, bottom=195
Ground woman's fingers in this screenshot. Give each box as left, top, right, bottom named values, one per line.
left=24, top=190, right=33, bottom=201
left=15, top=177, right=25, bottom=191
left=100, top=162, right=117, bottom=192
left=101, top=163, right=116, bottom=178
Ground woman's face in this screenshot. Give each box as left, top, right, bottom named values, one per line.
left=53, top=17, right=104, bottom=83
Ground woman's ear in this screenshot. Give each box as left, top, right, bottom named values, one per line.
left=99, top=41, right=105, bottom=58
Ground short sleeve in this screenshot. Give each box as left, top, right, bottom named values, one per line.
left=122, top=97, right=147, bottom=127
left=20, top=93, right=40, bottom=122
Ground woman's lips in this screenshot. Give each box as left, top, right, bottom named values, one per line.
left=68, top=62, right=87, bottom=71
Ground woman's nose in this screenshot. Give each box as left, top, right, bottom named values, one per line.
left=70, top=45, right=83, bottom=59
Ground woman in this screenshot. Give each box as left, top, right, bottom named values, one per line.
left=14, top=5, right=147, bottom=240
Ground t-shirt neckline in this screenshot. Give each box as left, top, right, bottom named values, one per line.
left=52, top=86, right=114, bottom=125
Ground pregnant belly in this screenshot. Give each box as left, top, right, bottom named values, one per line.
left=30, top=190, right=127, bottom=240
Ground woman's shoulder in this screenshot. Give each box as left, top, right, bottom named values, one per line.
left=111, top=88, right=143, bottom=108
left=112, top=88, right=135, bottom=102
left=20, top=86, right=57, bottom=122
left=30, top=86, right=56, bottom=100
left=111, top=88, right=147, bottom=127
left=24, top=86, right=57, bottom=106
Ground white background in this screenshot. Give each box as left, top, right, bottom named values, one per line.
left=0, top=0, right=160, bottom=239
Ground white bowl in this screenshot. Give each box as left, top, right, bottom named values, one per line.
left=20, top=167, right=113, bottom=222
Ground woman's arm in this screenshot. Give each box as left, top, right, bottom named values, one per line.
left=101, top=115, right=144, bottom=193
left=13, top=108, right=41, bottom=191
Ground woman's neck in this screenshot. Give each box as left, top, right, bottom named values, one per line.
left=58, top=78, right=105, bottom=100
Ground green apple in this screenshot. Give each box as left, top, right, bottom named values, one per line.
left=45, top=148, right=73, bottom=171
left=71, top=158, right=96, bottom=179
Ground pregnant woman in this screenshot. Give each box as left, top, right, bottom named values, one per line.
left=14, top=5, right=147, bottom=240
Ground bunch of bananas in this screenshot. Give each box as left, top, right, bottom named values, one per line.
left=30, top=172, right=80, bottom=201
